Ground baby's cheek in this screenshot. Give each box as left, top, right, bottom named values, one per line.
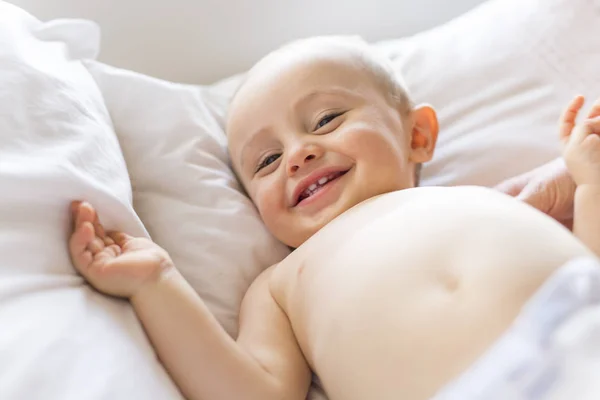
left=253, top=185, right=282, bottom=227
left=349, top=127, right=406, bottom=162
left=350, top=128, right=412, bottom=189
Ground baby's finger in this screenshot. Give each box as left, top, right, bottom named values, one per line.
left=107, top=231, right=133, bottom=248
left=78, top=251, right=93, bottom=272
left=103, top=235, right=115, bottom=246
left=571, top=116, right=600, bottom=144
left=70, top=201, right=82, bottom=231
left=70, top=221, right=94, bottom=255
left=559, top=95, right=585, bottom=142
left=93, top=218, right=105, bottom=239
left=76, top=202, right=95, bottom=230
left=69, top=221, right=95, bottom=270
left=588, top=98, right=600, bottom=119
left=87, top=236, right=105, bottom=255
left=104, top=244, right=122, bottom=258
left=87, top=204, right=105, bottom=239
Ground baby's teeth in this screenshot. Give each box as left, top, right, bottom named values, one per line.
left=308, top=183, right=317, bottom=191
left=318, top=177, right=328, bottom=185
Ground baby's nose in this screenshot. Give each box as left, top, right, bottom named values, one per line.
left=289, top=154, right=317, bottom=173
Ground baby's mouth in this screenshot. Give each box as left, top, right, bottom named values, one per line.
left=296, top=170, right=347, bottom=205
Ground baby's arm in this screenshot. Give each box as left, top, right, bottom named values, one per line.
left=69, top=202, right=311, bottom=400
left=573, top=185, right=600, bottom=256
left=132, top=266, right=311, bottom=400
left=560, top=96, right=600, bottom=256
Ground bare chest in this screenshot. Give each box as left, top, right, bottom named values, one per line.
left=270, top=187, right=589, bottom=399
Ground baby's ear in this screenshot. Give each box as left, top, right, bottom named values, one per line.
left=408, top=104, right=439, bottom=163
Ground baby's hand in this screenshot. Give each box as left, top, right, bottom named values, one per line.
left=560, top=96, right=600, bottom=186
left=69, top=201, right=174, bottom=298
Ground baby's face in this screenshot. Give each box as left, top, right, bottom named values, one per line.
left=227, top=47, right=437, bottom=248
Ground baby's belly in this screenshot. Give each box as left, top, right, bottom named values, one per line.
left=271, top=187, right=592, bottom=400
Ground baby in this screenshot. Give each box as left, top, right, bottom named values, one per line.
left=68, top=37, right=600, bottom=400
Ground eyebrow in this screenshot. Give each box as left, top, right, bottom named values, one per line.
left=239, top=86, right=359, bottom=170
left=294, top=86, right=359, bottom=113
left=240, top=127, right=272, bottom=170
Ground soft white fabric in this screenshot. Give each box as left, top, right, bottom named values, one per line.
left=0, top=2, right=180, bottom=399
left=433, top=257, right=600, bottom=400
left=375, top=0, right=600, bottom=188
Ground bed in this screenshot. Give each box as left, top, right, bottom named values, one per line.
left=1, top=0, right=600, bottom=398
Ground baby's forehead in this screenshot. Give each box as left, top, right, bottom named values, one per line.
left=226, top=40, right=388, bottom=144
left=247, top=43, right=369, bottom=86
left=228, top=65, right=353, bottom=147
left=228, top=51, right=372, bottom=119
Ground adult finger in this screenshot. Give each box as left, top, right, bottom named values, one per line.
left=516, top=183, right=552, bottom=215
left=495, top=175, right=529, bottom=197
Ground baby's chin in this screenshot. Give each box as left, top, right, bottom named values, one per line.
left=270, top=184, right=394, bottom=247
left=274, top=207, right=354, bottom=249
left=273, top=223, right=322, bottom=250
left=268, top=216, right=329, bottom=249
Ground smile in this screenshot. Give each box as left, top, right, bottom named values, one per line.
left=296, top=170, right=348, bottom=206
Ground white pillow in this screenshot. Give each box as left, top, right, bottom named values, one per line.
left=84, top=62, right=290, bottom=337
left=0, top=3, right=181, bottom=399
left=376, top=0, right=600, bottom=188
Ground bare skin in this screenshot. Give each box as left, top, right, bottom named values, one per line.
left=69, top=40, right=600, bottom=400
left=496, top=95, right=600, bottom=232
left=561, top=95, right=600, bottom=256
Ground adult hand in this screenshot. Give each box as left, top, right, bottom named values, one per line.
left=495, top=157, right=575, bottom=229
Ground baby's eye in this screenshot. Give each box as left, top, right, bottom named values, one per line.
left=256, top=153, right=281, bottom=173
left=314, top=112, right=342, bottom=130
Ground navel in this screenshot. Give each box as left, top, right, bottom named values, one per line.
left=437, top=269, right=460, bottom=293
